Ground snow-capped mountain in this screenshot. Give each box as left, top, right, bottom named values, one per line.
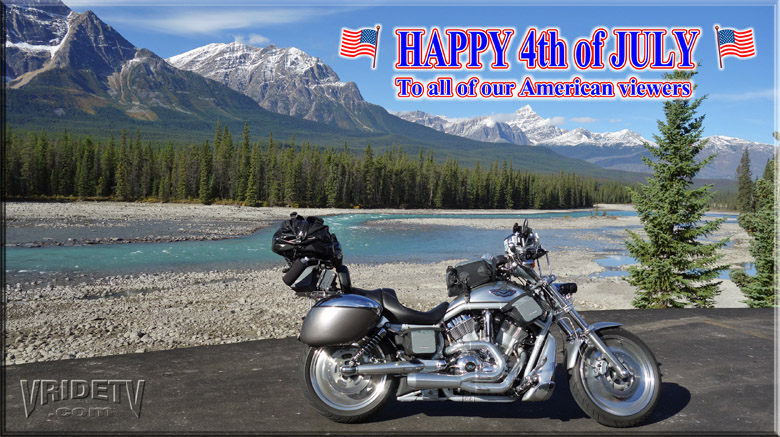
left=538, top=127, right=651, bottom=148
left=393, top=110, right=529, bottom=144
left=696, top=136, right=775, bottom=179
left=504, top=105, right=565, bottom=144
left=4, top=0, right=74, bottom=80
left=5, top=0, right=283, bottom=125
left=167, top=42, right=376, bottom=130
left=396, top=105, right=644, bottom=148
left=398, top=105, right=775, bottom=180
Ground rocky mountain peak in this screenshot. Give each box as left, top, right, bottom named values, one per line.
left=167, top=42, right=372, bottom=129
left=394, top=110, right=530, bottom=145
left=4, top=0, right=71, bottom=18
left=4, top=0, right=74, bottom=79
left=504, top=105, right=565, bottom=144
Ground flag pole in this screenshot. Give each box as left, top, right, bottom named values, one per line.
left=714, top=25, right=723, bottom=69
left=372, top=25, right=380, bottom=69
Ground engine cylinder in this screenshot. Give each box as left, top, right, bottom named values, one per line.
left=495, top=319, right=527, bottom=355
left=446, top=315, right=479, bottom=343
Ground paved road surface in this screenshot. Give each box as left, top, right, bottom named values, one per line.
left=3, top=308, right=777, bottom=434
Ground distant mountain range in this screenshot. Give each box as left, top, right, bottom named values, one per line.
left=4, top=0, right=772, bottom=183
left=395, top=107, right=775, bottom=180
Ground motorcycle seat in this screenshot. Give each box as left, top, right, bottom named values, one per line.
left=354, top=288, right=448, bottom=325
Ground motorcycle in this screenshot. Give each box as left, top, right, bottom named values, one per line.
left=273, top=214, right=661, bottom=427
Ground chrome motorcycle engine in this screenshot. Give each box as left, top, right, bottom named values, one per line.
left=452, top=352, right=482, bottom=374
left=495, top=318, right=529, bottom=355
left=445, top=314, right=506, bottom=376
left=445, top=315, right=480, bottom=343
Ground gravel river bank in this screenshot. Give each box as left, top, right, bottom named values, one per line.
left=4, top=202, right=752, bottom=365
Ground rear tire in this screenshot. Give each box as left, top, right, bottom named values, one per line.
left=299, top=341, right=398, bottom=423
left=569, top=328, right=661, bottom=427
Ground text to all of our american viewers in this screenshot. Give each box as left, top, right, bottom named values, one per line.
left=391, top=27, right=706, bottom=99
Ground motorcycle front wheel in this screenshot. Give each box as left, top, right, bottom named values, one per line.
left=299, top=342, right=398, bottom=423
left=569, top=327, right=661, bottom=427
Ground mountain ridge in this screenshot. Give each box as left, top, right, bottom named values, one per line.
left=396, top=106, right=775, bottom=180
left=166, top=42, right=381, bottom=131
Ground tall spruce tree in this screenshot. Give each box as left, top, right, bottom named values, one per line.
left=625, top=69, right=729, bottom=308
left=244, top=144, right=259, bottom=207
left=731, top=153, right=777, bottom=307
left=735, top=147, right=755, bottom=213
left=236, top=122, right=251, bottom=202
left=198, top=141, right=214, bottom=205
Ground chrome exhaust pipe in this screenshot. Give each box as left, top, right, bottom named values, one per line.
left=341, top=359, right=447, bottom=376
left=341, top=361, right=426, bottom=375
left=444, top=341, right=507, bottom=376
left=459, top=352, right=526, bottom=394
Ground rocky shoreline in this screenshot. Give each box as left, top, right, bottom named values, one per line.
left=4, top=201, right=753, bottom=365
left=5, top=201, right=614, bottom=247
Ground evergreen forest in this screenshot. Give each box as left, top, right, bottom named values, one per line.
left=3, top=123, right=634, bottom=209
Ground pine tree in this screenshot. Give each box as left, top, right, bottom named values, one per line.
left=325, top=152, right=341, bottom=207
left=762, top=153, right=774, bottom=180
left=735, top=147, right=755, bottom=213
left=77, top=138, right=96, bottom=198
left=236, top=122, right=251, bottom=202
left=731, top=154, right=777, bottom=307
left=625, top=69, right=729, bottom=308
left=244, top=144, right=259, bottom=207
left=176, top=149, right=189, bottom=200
left=199, top=141, right=214, bottom=205
left=98, top=135, right=116, bottom=197
left=362, top=145, right=375, bottom=207
left=115, top=143, right=129, bottom=200
left=33, top=132, right=49, bottom=195
left=58, top=129, right=74, bottom=196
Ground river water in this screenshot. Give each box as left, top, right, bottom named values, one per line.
left=5, top=210, right=742, bottom=282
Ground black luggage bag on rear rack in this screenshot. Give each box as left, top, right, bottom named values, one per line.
left=272, top=212, right=344, bottom=294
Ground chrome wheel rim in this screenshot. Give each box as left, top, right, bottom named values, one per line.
left=310, top=346, right=387, bottom=411
left=579, top=335, right=657, bottom=417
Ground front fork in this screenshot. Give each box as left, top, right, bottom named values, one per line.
left=543, top=282, right=631, bottom=379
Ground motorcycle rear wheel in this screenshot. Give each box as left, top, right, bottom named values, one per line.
left=300, top=342, right=398, bottom=423
left=569, top=327, right=661, bottom=427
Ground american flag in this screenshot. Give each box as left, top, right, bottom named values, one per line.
left=716, top=27, right=756, bottom=60
left=340, top=28, right=379, bottom=65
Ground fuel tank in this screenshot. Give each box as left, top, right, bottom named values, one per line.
left=446, top=282, right=544, bottom=325
left=299, top=294, right=381, bottom=346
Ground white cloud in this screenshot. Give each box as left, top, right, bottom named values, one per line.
left=105, top=8, right=331, bottom=35
left=570, top=116, right=598, bottom=123
left=486, top=112, right=517, bottom=123
left=546, top=116, right=566, bottom=126
left=234, top=33, right=269, bottom=46
left=608, top=118, right=623, bottom=123
left=709, top=89, right=774, bottom=101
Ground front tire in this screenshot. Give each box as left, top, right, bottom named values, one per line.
left=299, top=342, right=398, bottom=423
left=569, top=328, right=661, bottom=427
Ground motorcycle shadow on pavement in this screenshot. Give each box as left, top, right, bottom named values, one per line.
left=371, top=363, right=690, bottom=426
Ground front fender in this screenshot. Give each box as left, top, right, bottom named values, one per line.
left=564, top=322, right=622, bottom=371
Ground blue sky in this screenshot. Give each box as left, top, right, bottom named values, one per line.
left=65, top=0, right=777, bottom=144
